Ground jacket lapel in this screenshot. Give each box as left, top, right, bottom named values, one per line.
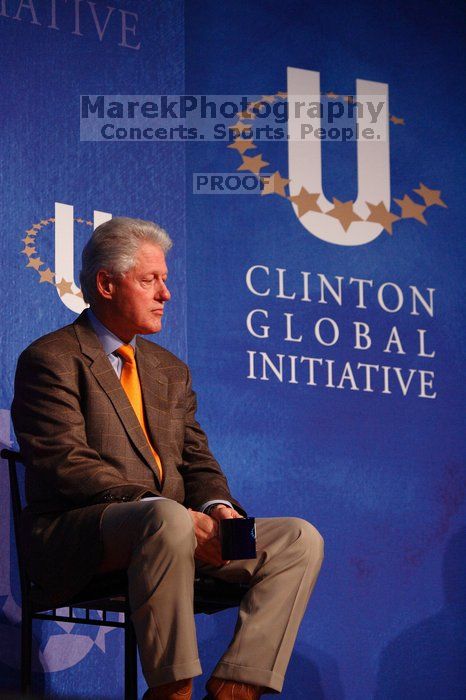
left=73, top=312, right=162, bottom=485
left=136, top=339, right=170, bottom=469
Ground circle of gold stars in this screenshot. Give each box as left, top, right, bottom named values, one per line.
left=227, top=91, right=447, bottom=236
left=20, top=217, right=93, bottom=297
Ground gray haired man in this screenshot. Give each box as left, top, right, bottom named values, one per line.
left=12, top=217, right=324, bottom=699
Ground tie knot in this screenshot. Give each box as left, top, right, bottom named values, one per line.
left=116, top=344, right=135, bottom=364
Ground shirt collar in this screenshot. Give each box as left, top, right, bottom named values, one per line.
left=87, top=309, right=137, bottom=357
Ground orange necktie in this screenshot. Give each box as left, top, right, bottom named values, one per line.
left=116, top=344, right=163, bottom=481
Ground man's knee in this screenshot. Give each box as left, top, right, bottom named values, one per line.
left=288, top=517, right=324, bottom=563
left=133, top=499, right=196, bottom=552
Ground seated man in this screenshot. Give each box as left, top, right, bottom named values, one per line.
left=11, top=217, right=324, bottom=700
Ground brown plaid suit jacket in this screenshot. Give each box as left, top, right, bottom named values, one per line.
left=11, top=310, right=244, bottom=601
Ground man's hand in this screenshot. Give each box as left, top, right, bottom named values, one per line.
left=187, top=508, right=229, bottom=567
left=209, top=504, right=244, bottom=521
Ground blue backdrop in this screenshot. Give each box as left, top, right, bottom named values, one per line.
left=1, top=1, right=465, bottom=698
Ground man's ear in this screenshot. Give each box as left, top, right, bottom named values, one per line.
left=95, top=270, right=116, bottom=300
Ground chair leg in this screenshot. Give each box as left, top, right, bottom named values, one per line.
left=21, top=607, right=33, bottom=695
left=124, top=616, right=138, bottom=700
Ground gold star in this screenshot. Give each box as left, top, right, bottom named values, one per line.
left=327, top=198, right=363, bottom=231
left=40, top=219, right=49, bottom=225
left=276, top=91, right=287, bottom=98
left=229, top=121, right=252, bottom=135
left=86, top=220, right=93, bottom=226
left=75, top=217, right=84, bottom=223
left=261, top=171, right=290, bottom=198
left=26, top=228, right=37, bottom=235
left=26, top=257, right=44, bottom=270
left=289, top=187, right=321, bottom=217
left=48, top=218, right=55, bottom=223
left=21, top=246, right=36, bottom=256
left=22, top=235, right=35, bottom=245
left=247, top=100, right=263, bottom=112
left=39, top=268, right=55, bottom=284
left=366, top=201, right=400, bottom=235
left=237, top=110, right=255, bottom=120
left=390, top=115, right=405, bottom=125
left=261, top=95, right=276, bottom=103
left=228, top=138, right=257, bottom=154
left=75, top=289, right=83, bottom=298
left=32, top=223, right=42, bottom=230
left=56, top=278, right=73, bottom=295
left=413, top=183, right=447, bottom=208
left=237, top=153, right=269, bottom=174
left=326, top=91, right=339, bottom=99
left=394, top=194, right=427, bottom=224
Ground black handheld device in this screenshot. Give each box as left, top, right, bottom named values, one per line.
left=220, top=517, right=257, bottom=560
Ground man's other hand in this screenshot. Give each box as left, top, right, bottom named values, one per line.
left=187, top=508, right=229, bottom=567
left=209, top=504, right=244, bottom=521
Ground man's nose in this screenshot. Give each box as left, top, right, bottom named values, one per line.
left=157, top=282, right=171, bottom=301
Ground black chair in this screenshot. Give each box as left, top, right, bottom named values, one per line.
left=1, top=448, right=247, bottom=698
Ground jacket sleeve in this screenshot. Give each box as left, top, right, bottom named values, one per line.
left=11, top=345, right=156, bottom=507
left=179, top=367, right=246, bottom=516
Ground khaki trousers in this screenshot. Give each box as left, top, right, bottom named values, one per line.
left=99, top=499, right=324, bottom=693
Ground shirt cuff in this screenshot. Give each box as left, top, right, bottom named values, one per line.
left=200, top=499, right=234, bottom=514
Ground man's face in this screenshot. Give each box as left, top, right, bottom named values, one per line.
left=106, top=242, right=171, bottom=340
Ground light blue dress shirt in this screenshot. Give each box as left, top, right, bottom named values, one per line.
left=87, top=308, right=135, bottom=378
left=87, top=310, right=232, bottom=514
